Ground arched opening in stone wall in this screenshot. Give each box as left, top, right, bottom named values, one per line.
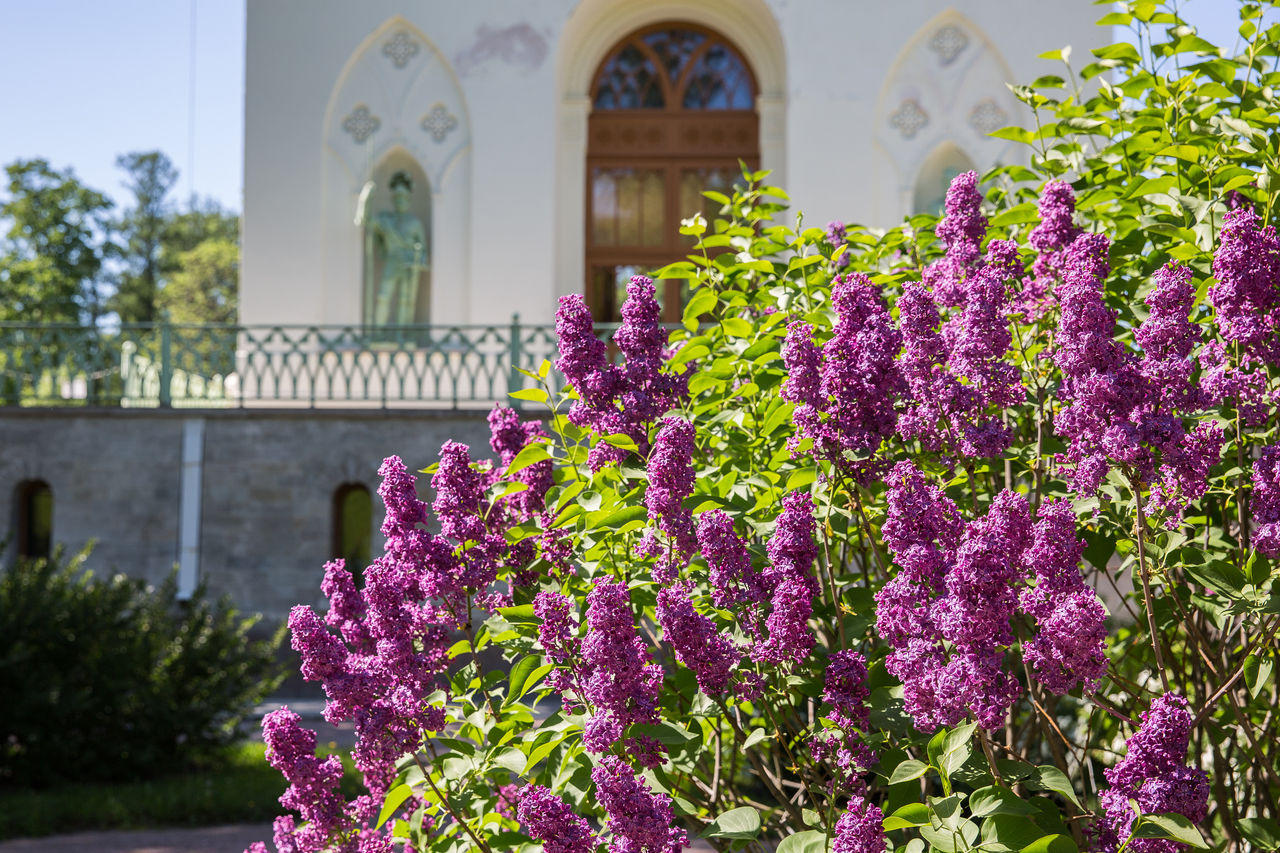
left=332, top=483, right=373, bottom=584
left=912, top=143, right=978, bottom=215
left=585, top=23, right=759, bottom=323
left=14, top=479, right=53, bottom=561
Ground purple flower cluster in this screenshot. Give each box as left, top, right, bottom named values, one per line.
left=655, top=581, right=739, bottom=696
left=1019, top=499, right=1108, bottom=693
left=899, top=240, right=1022, bottom=459
left=1053, top=238, right=1223, bottom=515
left=1015, top=181, right=1082, bottom=323
left=517, top=786, right=597, bottom=853
left=826, top=220, right=852, bottom=269
left=581, top=580, right=664, bottom=756
left=831, top=793, right=886, bottom=853
left=488, top=405, right=553, bottom=521
left=1210, top=207, right=1280, bottom=365
left=555, top=277, right=686, bottom=469
left=260, top=708, right=364, bottom=853
left=592, top=756, right=687, bottom=853
left=925, top=170, right=988, bottom=307
left=638, top=417, right=698, bottom=581
left=877, top=463, right=1108, bottom=731
left=1095, top=694, right=1209, bottom=853
left=811, top=651, right=876, bottom=785
left=696, top=510, right=766, bottom=613
left=782, top=275, right=905, bottom=481
left=1253, top=445, right=1280, bottom=557
left=755, top=492, right=820, bottom=666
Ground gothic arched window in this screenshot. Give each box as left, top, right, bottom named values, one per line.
left=332, top=483, right=373, bottom=583
left=587, top=24, right=759, bottom=322
left=14, top=479, right=53, bottom=561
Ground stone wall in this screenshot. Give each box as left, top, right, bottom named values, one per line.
left=0, top=407, right=493, bottom=620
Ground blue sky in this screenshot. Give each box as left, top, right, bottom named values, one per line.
left=0, top=1, right=1256, bottom=215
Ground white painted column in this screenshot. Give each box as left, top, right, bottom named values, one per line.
left=177, top=417, right=206, bottom=600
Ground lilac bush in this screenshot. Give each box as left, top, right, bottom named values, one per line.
left=248, top=9, right=1280, bottom=850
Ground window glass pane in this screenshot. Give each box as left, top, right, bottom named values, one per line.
left=642, top=29, right=705, bottom=80
left=591, top=168, right=665, bottom=248
left=593, top=45, right=664, bottom=110
left=681, top=44, right=753, bottom=110
left=680, top=167, right=737, bottom=222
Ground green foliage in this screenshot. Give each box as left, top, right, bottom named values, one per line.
left=0, top=547, right=285, bottom=788
left=0, top=159, right=113, bottom=324
left=108, top=151, right=179, bottom=323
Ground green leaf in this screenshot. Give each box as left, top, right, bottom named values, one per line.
left=598, top=504, right=648, bottom=529
left=498, top=604, right=537, bottom=623
left=684, top=288, right=718, bottom=328
left=776, top=829, right=827, bottom=853
left=376, top=782, right=415, bottom=829
left=494, top=747, right=525, bottom=776
left=700, top=806, right=762, bottom=840
left=1244, top=653, right=1274, bottom=700
left=1022, top=834, right=1079, bottom=853
left=969, top=785, right=1038, bottom=817
left=742, top=728, right=767, bottom=750
left=1133, top=813, right=1209, bottom=848
left=505, top=442, right=550, bottom=475
left=888, top=758, right=930, bottom=785
left=602, top=433, right=639, bottom=452
left=1029, top=765, right=1082, bottom=809
left=939, top=722, right=977, bottom=779
left=990, top=202, right=1040, bottom=226
left=883, top=802, right=929, bottom=830
left=508, top=387, right=549, bottom=403
left=979, top=814, right=1048, bottom=853
left=722, top=317, right=754, bottom=338
left=989, top=126, right=1035, bottom=145
left=1239, top=817, right=1280, bottom=851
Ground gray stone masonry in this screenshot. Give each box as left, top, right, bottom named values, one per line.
left=0, top=407, right=494, bottom=621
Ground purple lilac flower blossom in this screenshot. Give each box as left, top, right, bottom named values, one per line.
left=1136, top=263, right=1204, bottom=412
left=1094, top=694, right=1209, bottom=853
left=696, top=510, right=767, bottom=613
left=655, top=581, right=739, bottom=695
left=755, top=492, right=820, bottom=666
left=259, top=708, right=351, bottom=852
left=488, top=405, right=553, bottom=521
left=638, top=417, right=698, bottom=581
left=517, top=786, right=597, bottom=853
left=581, top=580, right=664, bottom=756
left=1210, top=207, right=1280, bottom=365
left=832, top=793, right=886, bottom=853
left=554, top=278, right=687, bottom=469
left=925, top=171, right=987, bottom=307
left=592, top=756, right=687, bottom=853
left=1253, top=445, right=1280, bottom=557
left=811, top=651, right=877, bottom=785
left=1019, top=499, right=1108, bottom=693
left=782, top=275, right=905, bottom=482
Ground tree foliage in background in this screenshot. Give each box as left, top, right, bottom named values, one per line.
left=0, top=159, right=112, bottom=324
left=0, top=150, right=240, bottom=328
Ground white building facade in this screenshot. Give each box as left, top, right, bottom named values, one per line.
left=241, top=1, right=1104, bottom=330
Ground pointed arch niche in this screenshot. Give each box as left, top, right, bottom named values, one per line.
left=554, top=0, right=786, bottom=308
left=873, top=11, right=1022, bottom=221
left=322, top=18, right=471, bottom=325
left=913, top=143, right=978, bottom=215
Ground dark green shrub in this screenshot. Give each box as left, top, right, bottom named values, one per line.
left=0, top=546, right=285, bottom=787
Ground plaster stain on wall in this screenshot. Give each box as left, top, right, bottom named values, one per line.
left=455, top=23, right=549, bottom=77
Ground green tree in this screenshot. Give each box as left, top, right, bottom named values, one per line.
left=0, top=159, right=113, bottom=324
left=156, top=237, right=238, bottom=325
left=109, top=150, right=178, bottom=323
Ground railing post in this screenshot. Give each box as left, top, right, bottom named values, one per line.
left=159, top=322, right=173, bottom=408
left=507, top=313, right=522, bottom=409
